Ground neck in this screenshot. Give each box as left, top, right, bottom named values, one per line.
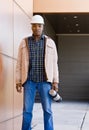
left=34, top=35, right=42, bottom=42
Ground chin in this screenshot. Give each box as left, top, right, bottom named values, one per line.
left=35, top=34, right=41, bottom=36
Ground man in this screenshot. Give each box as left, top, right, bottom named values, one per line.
left=16, top=15, right=59, bottom=130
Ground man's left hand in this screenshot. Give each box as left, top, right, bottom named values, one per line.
left=52, top=82, right=59, bottom=92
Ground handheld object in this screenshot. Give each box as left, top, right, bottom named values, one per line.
left=49, top=89, right=62, bottom=102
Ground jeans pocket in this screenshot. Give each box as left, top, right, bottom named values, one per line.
left=22, top=80, right=28, bottom=87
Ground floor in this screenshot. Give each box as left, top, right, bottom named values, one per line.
left=0, top=101, right=89, bottom=130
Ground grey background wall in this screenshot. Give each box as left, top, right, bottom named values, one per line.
left=58, top=35, right=89, bottom=100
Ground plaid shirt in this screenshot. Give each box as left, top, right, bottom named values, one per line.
left=27, top=35, right=47, bottom=82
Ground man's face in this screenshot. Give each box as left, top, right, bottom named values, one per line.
left=31, top=24, right=44, bottom=36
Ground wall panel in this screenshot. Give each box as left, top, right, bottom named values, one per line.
left=0, top=0, right=13, bottom=57
left=14, top=2, right=32, bottom=59
left=0, top=120, right=13, bottom=130
left=14, top=0, right=33, bottom=17
left=0, top=0, right=33, bottom=129
left=0, top=56, right=13, bottom=122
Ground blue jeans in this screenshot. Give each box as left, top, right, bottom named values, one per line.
left=22, top=80, right=54, bottom=130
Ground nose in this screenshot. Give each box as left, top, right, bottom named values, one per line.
left=35, top=25, right=40, bottom=30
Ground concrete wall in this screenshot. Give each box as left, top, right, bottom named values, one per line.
left=33, top=0, right=89, bottom=13
left=0, top=0, right=33, bottom=129
left=43, top=16, right=56, bottom=41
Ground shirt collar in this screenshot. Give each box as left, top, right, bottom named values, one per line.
left=32, top=34, right=44, bottom=40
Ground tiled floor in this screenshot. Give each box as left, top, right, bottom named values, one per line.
left=0, top=101, right=89, bottom=130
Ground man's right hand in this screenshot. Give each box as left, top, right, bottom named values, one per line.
left=16, top=83, right=22, bottom=93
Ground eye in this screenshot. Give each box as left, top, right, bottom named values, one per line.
left=38, top=25, right=42, bottom=27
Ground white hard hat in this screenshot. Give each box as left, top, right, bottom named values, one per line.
left=31, top=15, right=44, bottom=24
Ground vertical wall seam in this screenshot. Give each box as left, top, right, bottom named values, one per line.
left=12, top=0, right=14, bottom=130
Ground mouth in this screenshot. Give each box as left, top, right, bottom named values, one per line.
left=34, top=30, right=41, bottom=34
